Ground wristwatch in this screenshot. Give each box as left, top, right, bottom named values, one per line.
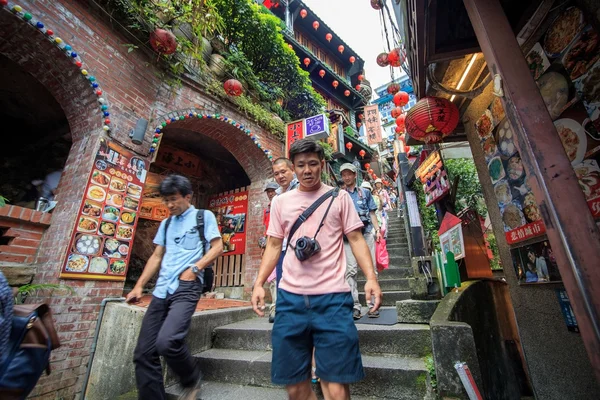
left=190, top=265, right=202, bottom=275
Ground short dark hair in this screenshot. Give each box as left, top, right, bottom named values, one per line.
left=272, top=157, right=293, bottom=169
left=289, top=139, right=325, bottom=163
left=159, top=174, right=193, bottom=197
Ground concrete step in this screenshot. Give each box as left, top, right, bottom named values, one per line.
left=396, top=300, right=440, bottom=324
left=211, top=316, right=431, bottom=358
left=360, top=290, right=411, bottom=306
left=358, top=278, right=410, bottom=291
left=360, top=267, right=412, bottom=279
left=193, top=348, right=430, bottom=399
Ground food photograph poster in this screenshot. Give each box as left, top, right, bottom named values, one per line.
left=208, top=191, right=248, bottom=256
left=60, top=139, right=147, bottom=281
left=140, top=172, right=169, bottom=222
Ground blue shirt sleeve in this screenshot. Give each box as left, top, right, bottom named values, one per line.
left=365, top=189, right=377, bottom=212
left=153, top=218, right=168, bottom=246
left=203, top=210, right=222, bottom=243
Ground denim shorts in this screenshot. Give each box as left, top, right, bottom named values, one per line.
left=271, top=289, right=365, bottom=385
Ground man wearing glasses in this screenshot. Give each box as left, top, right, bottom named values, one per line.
left=126, top=174, right=223, bottom=400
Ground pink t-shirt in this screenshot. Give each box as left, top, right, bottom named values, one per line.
left=267, top=184, right=364, bottom=295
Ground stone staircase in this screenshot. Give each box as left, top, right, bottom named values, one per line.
left=166, top=214, right=436, bottom=399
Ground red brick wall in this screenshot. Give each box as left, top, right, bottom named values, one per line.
left=0, top=206, right=51, bottom=264
left=0, top=2, right=284, bottom=398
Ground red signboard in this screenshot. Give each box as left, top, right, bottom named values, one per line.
left=505, top=220, right=546, bottom=245
left=60, top=139, right=147, bottom=281
left=208, top=191, right=248, bottom=256
left=285, top=120, right=305, bottom=157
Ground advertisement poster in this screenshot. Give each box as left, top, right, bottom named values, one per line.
left=415, top=151, right=451, bottom=207
left=208, top=191, right=248, bottom=256
left=60, top=139, right=147, bottom=281
left=364, top=104, right=383, bottom=145
left=140, top=172, right=169, bottom=222
left=511, top=239, right=562, bottom=284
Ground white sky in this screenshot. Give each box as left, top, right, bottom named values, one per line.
left=301, top=0, right=404, bottom=97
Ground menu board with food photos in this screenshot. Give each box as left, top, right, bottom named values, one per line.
left=60, top=139, right=147, bottom=281
left=139, top=172, right=169, bottom=222
left=208, top=191, right=248, bottom=256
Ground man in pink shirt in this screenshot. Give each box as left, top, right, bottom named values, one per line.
left=252, top=139, right=382, bottom=400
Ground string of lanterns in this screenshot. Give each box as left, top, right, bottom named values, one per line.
left=0, top=1, right=114, bottom=133
left=151, top=110, right=274, bottom=161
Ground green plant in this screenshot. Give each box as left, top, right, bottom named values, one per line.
left=14, top=283, right=75, bottom=304
left=412, top=179, right=440, bottom=250
left=445, top=158, right=487, bottom=217
left=0, top=195, right=8, bottom=207
left=344, top=126, right=357, bottom=138
left=424, top=354, right=437, bottom=390
left=320, top=141, right=334, bottom=161
left=486, top=231, right=502, bottom=270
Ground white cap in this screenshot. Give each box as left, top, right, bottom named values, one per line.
left=360, top=181, right=373, bottom=191
left=374, top=178, right=383, bottom=184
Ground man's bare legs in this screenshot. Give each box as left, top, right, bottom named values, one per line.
left=320, top=381, right=351, bottom=400
left=286, top=380, right=317, bottom=400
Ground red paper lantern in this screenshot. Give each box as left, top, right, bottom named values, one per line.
left=376, top=52, right=389, bottom=67
left=359, top=149, right=366, bottom=158
left=396, top=114, right=406, bottom=127
left=395, top=125, right=404, bottom=134
left=387, top=83, right=400, bottom=95
left=313, top=21, right=320, bottom=30
left=391, top=107, right=403, bottom=119
left=326, top=33, right=332, bottom=42
left=223, top=79, right=243, bottom=96
left=303, top=57, right=311, bottom=67
left=357, top=122, right=362, bottom=129
left=149, top=28, right=177, bottom=55
left=349, top=56, right=356, bottom=63
left=365, top=163, right=371, bottom=170
left=332, top=80, right=339, bottom=88
left=338, top=45, right=345, bottom=54
left=371, top=0, right=383, bottom=10
left=405, top=96, right=460, bottom=143
left=393, top=91, right=410, bottom=107
left=356, top=84, right=361, bottom=90
left=358, top=74, right=364, bottom=82
left=319, top=69, right=326, bottom=78
left=359, top=113, right=364, bottom=120
left=300, top=9, right=307, bottom=18
left=346, top=142, right=353, bottom=150
left=387, top=48, right=405, bottom=67
left=368, top=169, right=374, bottom=174
left=344, top=90, right=351, bottom=97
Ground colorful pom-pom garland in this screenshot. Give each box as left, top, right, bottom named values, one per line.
left=152, top=110, right=274, bottom=161
left=0, top=2, right=113, bottom=133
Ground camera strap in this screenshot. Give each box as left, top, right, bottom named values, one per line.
left=286, top=187, right=340, bottom=248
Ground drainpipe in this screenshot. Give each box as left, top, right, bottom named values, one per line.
left=80, top=297, right=125, bottom=400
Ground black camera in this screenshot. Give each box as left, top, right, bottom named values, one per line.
left=294, top=236, right=321, bottom=261
left=358, top=211, right=370, bottom=233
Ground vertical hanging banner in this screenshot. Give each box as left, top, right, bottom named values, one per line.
left=61, top=139, right=147, bottom=281
left=208, top=191, right=249, bottom=256
left=286, top=119, right=305, bottom=157
left=364, top=104, right=383, bottom=145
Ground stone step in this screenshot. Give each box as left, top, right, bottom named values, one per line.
left=359, top=290, right=411, bottom=306
left=396, top=300, right=441, bottom=324
left=360, top=267, right=413, bottom=279
left=211, top=315, right=431, bottom=358
left=193, top=348, right=430, bottom=399
left=357, top=278, right=410, bottom=291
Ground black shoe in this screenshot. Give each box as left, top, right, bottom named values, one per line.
left=179, top=369, right=203, bottom=400
left=353, top=309, right=362, bottom=320
left=367, top=310, right=380, bottom=318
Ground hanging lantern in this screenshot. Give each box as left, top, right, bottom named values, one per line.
left=359, top=149, right=366, bottom=158
left=313, top=21, right=320, bottom=30
left=223, top=79, right=243, bottom=96
left=326, top=33, right=332, bottom=42
left=356, top=84, right=361, bottom=90
left=338, top=45, right=345, bottom=54
left=387, top=48, right=405, bottom=67
left=345, top=142, right=353, bottom=150
left=300, top=9, right=307, bottom=18
left=332, top=80, right=339, bottom=88
left=149, top=28, right=177, bottom=55
left=376, top=52, right=389, bottom=67
left=368, top=168, right=374, bottom=174
left=303, top=57, right=311, bottom=67
left=395, top=125, right=404, bottom=134
left=393, top=91, right=410, bottom=107
left=387, top=83, right=401, bottom=95
left=319, top=69, right=326, bottom=78
left=396, top=114, right=406, bottom=127
left=364, top=163, right=371, bottom=170
left=349, top=56, right=356, bottom=64
left=405, top=96, right=460, bottom=143
left=371, top=0, right=383, bottom=10
left=359, top=113, right=364, bottom=120
left=358, top=74, right=364, bottom=82
left=391, top=107, right=403, bottom=119
left=357, top=122, right=362, bottom=129
left=344, top=90, right=351, bottom=97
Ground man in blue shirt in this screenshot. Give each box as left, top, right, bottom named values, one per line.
left=340, top=163, right=382, bottom=319
left=126, top=174, right=222, bottom=400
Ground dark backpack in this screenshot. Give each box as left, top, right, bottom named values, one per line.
left=163, top=209, right=214, bottom=270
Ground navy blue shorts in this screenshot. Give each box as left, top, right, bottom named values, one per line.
left=271, top=289, right=365, bottom=385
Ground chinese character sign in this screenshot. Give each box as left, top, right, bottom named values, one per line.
left=208, top=191, right=249, bottom=256
left=155, top=144, right=201, bottom=177
left=286, top=120, right=305, bottom=157
left=364, top=104, right=383, bottom=145
left=60, top=139, right=147, bottom=281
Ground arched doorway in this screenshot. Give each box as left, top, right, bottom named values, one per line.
left=126, top=109, right=278, bottom=297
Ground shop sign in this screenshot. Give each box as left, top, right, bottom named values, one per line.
left=60, top=139, right=147, bottom=281
left=438, top=213, right=465, bottom=263
left=505, top=220, right=546, bottom=244
left=304, top=114, right=329, bottom=141
left=556, top=289, right=579, bottom=333
left=364, top=104, right=383, bottom=145
left=155, top=144, right=201, bottom=177
left=406, top=191, right=421, bottom=228
left=415, top=151, right=450, bottom=207
left=208, top=191, right=248, bottom=256
left=139, top=172, right=169, bottom=221
left=285, top=119, right=305, bottom=157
